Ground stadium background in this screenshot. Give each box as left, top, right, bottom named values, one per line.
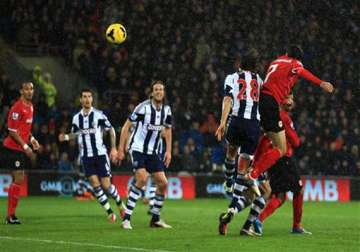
left=0, top=1, right=359, bottom=199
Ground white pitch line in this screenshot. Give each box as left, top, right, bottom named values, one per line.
left=0, top=236, right=172, bottom=252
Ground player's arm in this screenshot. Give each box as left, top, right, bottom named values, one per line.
left=163, top=127, right=172, bottom=168
left=117, top=119, right=132, bottom=161
left=281, top=112, right=300, bottom=148
left=29, top=134, right=40, bottom=150
left=293, top=63, right=334, bottom=93
left=99, top=113, right=118, bottom=162
left=215, top=94, right=232, bottom=141
left=163, top=107, right=172, bottom=167
left=59, top=117, right=80, bottom=142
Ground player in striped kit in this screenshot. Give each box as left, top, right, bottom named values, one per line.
left=118, top=80, right=172, bottom=229
left=59, top=89, right=124, bottom=222
left=215, top=49, right=268, bottom=235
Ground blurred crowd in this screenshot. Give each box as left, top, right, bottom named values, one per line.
left=0, top=0, right=359, bottom=176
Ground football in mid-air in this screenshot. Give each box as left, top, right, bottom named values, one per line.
left=106, top=23, right=127, bottom=44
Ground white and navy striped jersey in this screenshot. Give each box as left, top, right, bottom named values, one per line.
left=71, top=107, right=112, bottom=158
left=128, top=99, right=172, bottom=155
left=224, top=70, right=263, bottom=120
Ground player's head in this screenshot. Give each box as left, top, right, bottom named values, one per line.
left=241, top=48, right=259, bottom=72
left=150, top=80, right=165, bottom=103
left=287, top=44, right=304, bottom=60
left=20, top=82, right=34, bottom=101
left=282, top=93, right=294, bottom=111
left=79, top=88, right=93, bottom=109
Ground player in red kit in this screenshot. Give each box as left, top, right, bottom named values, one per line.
left=3, top=82, right=40, bottom=224
left=252, top=94, right=311, bottom=235
left=244, top=45, right=334, bottom=191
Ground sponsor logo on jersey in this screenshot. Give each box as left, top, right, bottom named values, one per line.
left=80, top=128, right=97, bottom=134
left=147, top=124, right=164, bottom=131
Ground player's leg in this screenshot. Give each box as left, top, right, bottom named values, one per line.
left=258, top=192, right=286, bottom=224
left=6, top=170, right=24, bottom=224
left=223, top=144, right=237, bottom=195
left=99, top=155, right=125, bottom=218
left=150, top=171, right=171, bottom=228
left=249, top=130, right=287, bottom=179
left=88, top=175, right=116, bottom=222
left=288, top=159, right=311, bottom=234
left=122, top=168, right=147, bottom=229
left=247, top=93, right=287, bottom=180
left=6, top=149, right=27, bottom=225
left=147, top=178, right=157, bottom=214
left=241, top=180, right=270, bottom=236
left=223, top=119, right=240, bottom=194
left=101, top=177, right=125, bottom=218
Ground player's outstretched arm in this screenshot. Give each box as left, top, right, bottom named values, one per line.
left=58, top=132, right=78, bottom=142
left=117, top=119, right=132, bottom=161
left=296, top=67, right=334, bottom=93
left=215, top=96, right=232, bottom=141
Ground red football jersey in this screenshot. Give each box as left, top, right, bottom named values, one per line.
left=280, top=110, right=300, bottom=157
left=262, top=55, right=322, bottom=104
left=4, top=99, right=34, bottom=152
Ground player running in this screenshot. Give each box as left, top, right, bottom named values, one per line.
left=244, top=45, right=334, bottom=190
left=3, top=82, right=40, bottom=224
left=118, top=80, right=172, bottom=229
left=253, top=94, right=312, bottom=235
left=59, top=88, right=124, bottom=222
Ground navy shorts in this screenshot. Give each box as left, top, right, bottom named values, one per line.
left=225, top=117, right=260, bottom=155
left=130, top=151, right=165, bottom=173
left=81, top=155, right=111, bottom=178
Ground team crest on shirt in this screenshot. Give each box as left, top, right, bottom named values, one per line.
left=278, top=121, right=283, bottom=128
left=15, top=161, right=21, bottom=167
left=12, top=112, right=19, bottom=120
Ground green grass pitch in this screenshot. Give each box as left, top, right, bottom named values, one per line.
left=0, top=197, right=359, bottom=252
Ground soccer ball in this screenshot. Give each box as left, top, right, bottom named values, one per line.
left=106, top=23, right=127, bottom=44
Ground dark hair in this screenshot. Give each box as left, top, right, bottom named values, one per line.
left=287, top=44, right=304, bottom=60
left=241, top=48, right=259, bottom=71
left=151, top=80, right=165, bottom=91
left=80, top=88, right=93, bottom=97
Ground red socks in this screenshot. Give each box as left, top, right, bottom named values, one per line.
left=293, top=191, right=304, bottom=229
left=253, top=135, right=272, bottom=164
left=250, top=148, right=282, bottom=179
left=7, top=183, right=21, bottom=217
left=259, top=195, right=284, bottom=223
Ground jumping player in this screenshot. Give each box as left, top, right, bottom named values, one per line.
left=244, top=45, right=334, bottom=191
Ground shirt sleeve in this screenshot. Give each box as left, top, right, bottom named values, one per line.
left=7, top=104, right=22, bottom=132
left=223, top=75, right=234, bottom=98
left=98, top=112, right=112, bottom=130
left=164, top=107, right=172, bottom=128
left=129, top=103, right=145, bottom=122
left=71, top=116, right=80, bottom=133
left=292, top=60, right=322, bottom=85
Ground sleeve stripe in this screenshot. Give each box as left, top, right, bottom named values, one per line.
left=8, top=128, right=17, bottom=132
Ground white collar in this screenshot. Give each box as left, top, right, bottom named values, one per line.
left=80, top=107, right=93, bottom=116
